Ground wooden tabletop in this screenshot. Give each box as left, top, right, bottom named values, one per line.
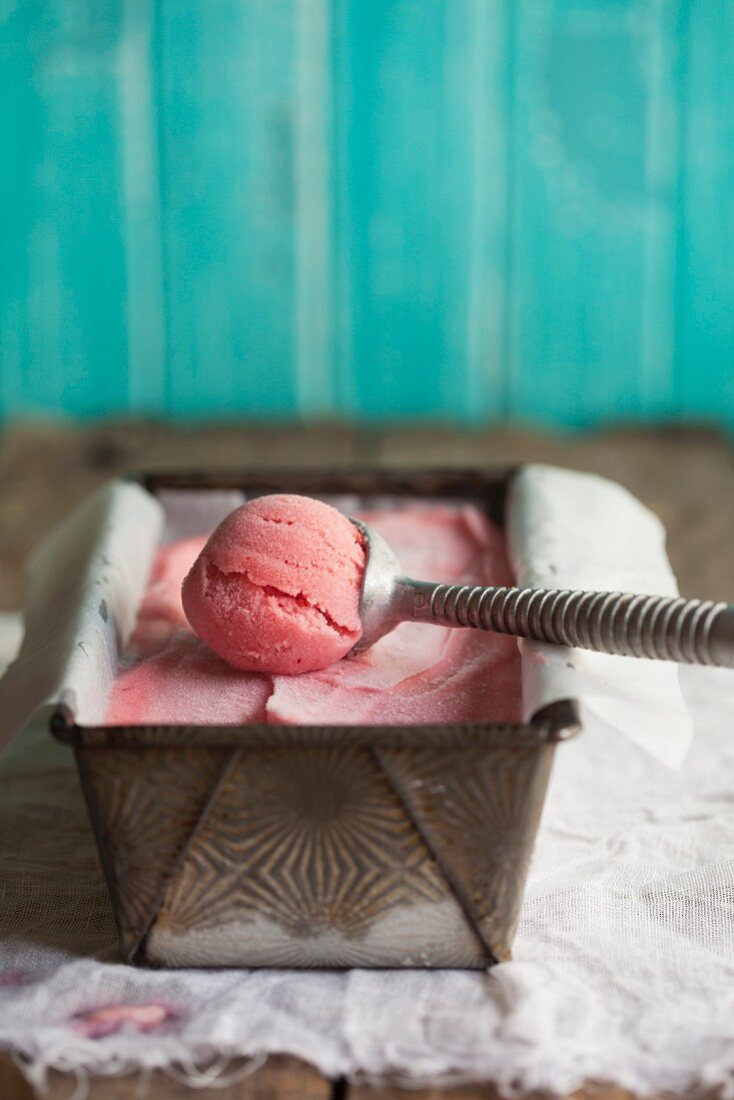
left=1, top=1052, right=643, bottom=1099
left=2, top=419, right=733, bottom=613
left=1, top=420, right=731, bottom=1099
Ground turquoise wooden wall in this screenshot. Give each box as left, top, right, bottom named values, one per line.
left=2, top=0, right=733, bottom=425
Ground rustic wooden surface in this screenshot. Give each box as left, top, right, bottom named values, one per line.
left=0, top=1053, right=665, bottom=1100
left=1, top=419, right=731, bottom=1099
left=2, top=420, right=733, bottom=611
left=0, top=1055, right=332, bottom=1099
left=0, top=1052, right=664, bottom=1100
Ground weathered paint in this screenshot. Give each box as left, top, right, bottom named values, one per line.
left=1, top=0, right=732, bottom=425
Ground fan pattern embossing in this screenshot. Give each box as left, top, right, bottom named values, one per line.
left=375, top=743, right=555, bottom=960
left=148, top=745, right=494, bottom=966
left=78, top=745, right=234, bottom=958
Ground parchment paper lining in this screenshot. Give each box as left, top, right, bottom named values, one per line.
left=508, top=465, right=690, bottom=766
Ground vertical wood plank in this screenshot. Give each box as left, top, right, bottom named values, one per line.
left=332, top=0, right=510, bottom=421
left=118, top=0, right=166, bottom=413
left=0, top=0, right=130, bottom=418
left=330, top=0, right=357, bottom=414
left=0, top=1, right=32, bottom=419
left=506, top=0, right=683, bottom=427
left=676, top=2, right=734, bottom=422
left=463, top=0, right=512, bottom=420
left=638, top=0, right=682, bottom=413
left=157, top=0, right=300, bottom=417
left=336, top=0, right=445, bottom=418
left=294, top=0, right=335, bottom=416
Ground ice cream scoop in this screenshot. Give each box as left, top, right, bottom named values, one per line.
left=353, top=518, right=734, bottom=668
left=182, top=494, right=365, bottom=675
left=184, top=493, right=734, bottom=675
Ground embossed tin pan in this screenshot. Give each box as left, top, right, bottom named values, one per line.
left=52, top=468, right=581, bottom=970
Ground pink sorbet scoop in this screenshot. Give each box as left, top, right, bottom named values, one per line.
left=182, top=494, right=366, bottom=675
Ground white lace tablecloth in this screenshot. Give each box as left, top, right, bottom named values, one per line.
left=0, top=610, right=733, bottom=1096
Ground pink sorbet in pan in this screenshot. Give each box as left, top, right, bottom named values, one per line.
left=181, top=494, right=365, bottom=676
left=105, top=498, right=522, bottom=726
left=108, top=632, right=272, bottom=726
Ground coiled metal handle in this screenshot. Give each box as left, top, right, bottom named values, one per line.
left=419, top=585, right=734, bottom=666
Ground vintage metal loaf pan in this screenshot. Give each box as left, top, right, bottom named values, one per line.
left=51, top=468, right=580, bottom=970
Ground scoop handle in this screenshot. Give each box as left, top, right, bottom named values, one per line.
left=407, top=582, right=734, bottom=666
